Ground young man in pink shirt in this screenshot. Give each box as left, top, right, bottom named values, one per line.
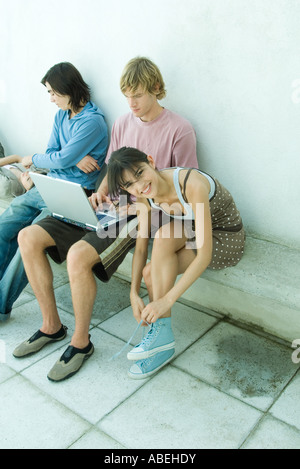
left=16, top=57, right=198, bottom=381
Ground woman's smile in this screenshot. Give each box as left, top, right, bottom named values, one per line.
left=141, top=183, right=151, bottom=195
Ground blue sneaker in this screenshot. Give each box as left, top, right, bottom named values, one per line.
left=128, top=348, right=175, bottom=379
left=127, top=317, right=175, bottom=361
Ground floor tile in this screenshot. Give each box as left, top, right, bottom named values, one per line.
left=241, top=415, right=300, bottom=449
left=173, top=321, right=297, bottom=411
left=69, top=428, right=125, bottom=449
left=99, top=300, right=218, bottom=356
left=0, top=299, right=73, bottom=372
left=0, top=364, right=16, bottom=383
left=21, top=328, right=147, bottom=424
left=12, top=291, right=35, bottom=309
left=2, top=261, right=299, bottom=450
left=23, top=258, right=69, bottom=295
left=99, top=367, right=262, bottom=449
left=54, top=276, right=132, bottom=324
left=270, top=371, right=300, bottom=430
left=0, top=374, right=90, bottom=449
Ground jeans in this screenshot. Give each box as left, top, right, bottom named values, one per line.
left=0, top=187, right=50, bottom=319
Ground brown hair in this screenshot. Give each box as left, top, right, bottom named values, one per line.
left=120, top=57, right=166, bottom=100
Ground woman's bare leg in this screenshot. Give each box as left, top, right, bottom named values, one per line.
left=149, top=221, right=196, bottom=317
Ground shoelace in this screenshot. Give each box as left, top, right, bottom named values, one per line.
left=109, top=320, right=150, bottom=361
left=138, top=322, right=162, bottom=346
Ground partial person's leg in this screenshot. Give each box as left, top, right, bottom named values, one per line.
left=0, top=208, right=51, bottom=320
left=66, top=240, right=101, bottom=348
left=13, top=224, right=67, bottom=358
left=142, top=221, right=196, bottom=317
left=48, top=217, right=137, bottom=381
left=128, top=222, right=197, bottom=378
left=18, top=224, right=62, bottom=333
left=0, top=188, right=45, bottom=280
left=142, top=262, right=153, bottom=301
left=46, top=240, right=100, bottom=382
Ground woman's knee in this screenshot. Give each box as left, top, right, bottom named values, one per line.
left=153, top=222, right=186, bottom=256
left=152, top=232, right=175, bottom=256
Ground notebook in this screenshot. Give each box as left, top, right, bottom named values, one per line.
left=29, top=172, right=129, bottom=231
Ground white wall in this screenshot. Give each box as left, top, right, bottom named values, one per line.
left=1, top=0, right=300, bottom=248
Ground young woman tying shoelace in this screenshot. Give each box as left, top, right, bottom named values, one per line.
left=107, top=147, right=245, bottom=379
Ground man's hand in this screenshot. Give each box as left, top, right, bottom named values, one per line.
left=21, top=156, right=33, bottom=168
left=76, top=155, right=101, bottom=173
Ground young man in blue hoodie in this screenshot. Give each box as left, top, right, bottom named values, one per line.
left=0, top=62, right=108, bottom=321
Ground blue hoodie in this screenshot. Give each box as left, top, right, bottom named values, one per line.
left=32, top=101, right=108, bottom=189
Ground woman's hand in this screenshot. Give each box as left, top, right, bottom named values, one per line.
left=141, top=297, right=172, bottom=323
left=130, top=292, right=147, bottom=324
left=21, top=155, right=33, bottom=168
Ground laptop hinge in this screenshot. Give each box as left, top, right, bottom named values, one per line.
left=52, top=213, right=63, bottom=219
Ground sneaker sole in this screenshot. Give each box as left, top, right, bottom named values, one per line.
left=127, top=341, right=175, bottom=361
left=128, top=350, right=175, bottom=380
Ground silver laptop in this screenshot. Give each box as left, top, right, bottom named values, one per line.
left=29, top=172, right=127, bottom=231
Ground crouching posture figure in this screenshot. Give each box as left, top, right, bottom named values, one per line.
left=107, top=147, right=245, bottom=379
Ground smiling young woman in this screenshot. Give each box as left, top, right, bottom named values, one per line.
left=107, top=146, right=245, bottom=379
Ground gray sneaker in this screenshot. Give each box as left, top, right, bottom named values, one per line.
left=47, top=339, right=94, bottom=382
left=13, top=325, right=68, bottom=358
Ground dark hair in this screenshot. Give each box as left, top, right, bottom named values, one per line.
left=107, top=147, right=149, bottom=200
left=41, top=62, right=91, bottom=112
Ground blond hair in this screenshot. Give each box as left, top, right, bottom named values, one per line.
left=120, top=57, right=166, bottom=100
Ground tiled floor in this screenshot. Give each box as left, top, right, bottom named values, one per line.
left=0, top=260, right=299, bottom=449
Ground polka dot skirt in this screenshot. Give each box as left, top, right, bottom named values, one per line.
left=208, top=178, right=245, bottom=270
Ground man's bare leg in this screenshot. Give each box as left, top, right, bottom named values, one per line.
left=66, top=240, right=100, bottom=349
left=18, top=224, right=62, bottom=334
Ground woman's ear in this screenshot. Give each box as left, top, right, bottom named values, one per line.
left=147, top=155, right=155, bottom=168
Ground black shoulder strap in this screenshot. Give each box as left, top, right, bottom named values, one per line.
left=182, top=168, right=193, bottom=202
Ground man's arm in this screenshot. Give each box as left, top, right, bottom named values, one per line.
left=89, top=120, right=119, bottom=208
left=32, top=119, right=106, bottom=170
left=89, top=173, right=111, bottom=209
left=75, top=155, right=100, bottom=173
left=23, top=153, right=100, bottom=173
